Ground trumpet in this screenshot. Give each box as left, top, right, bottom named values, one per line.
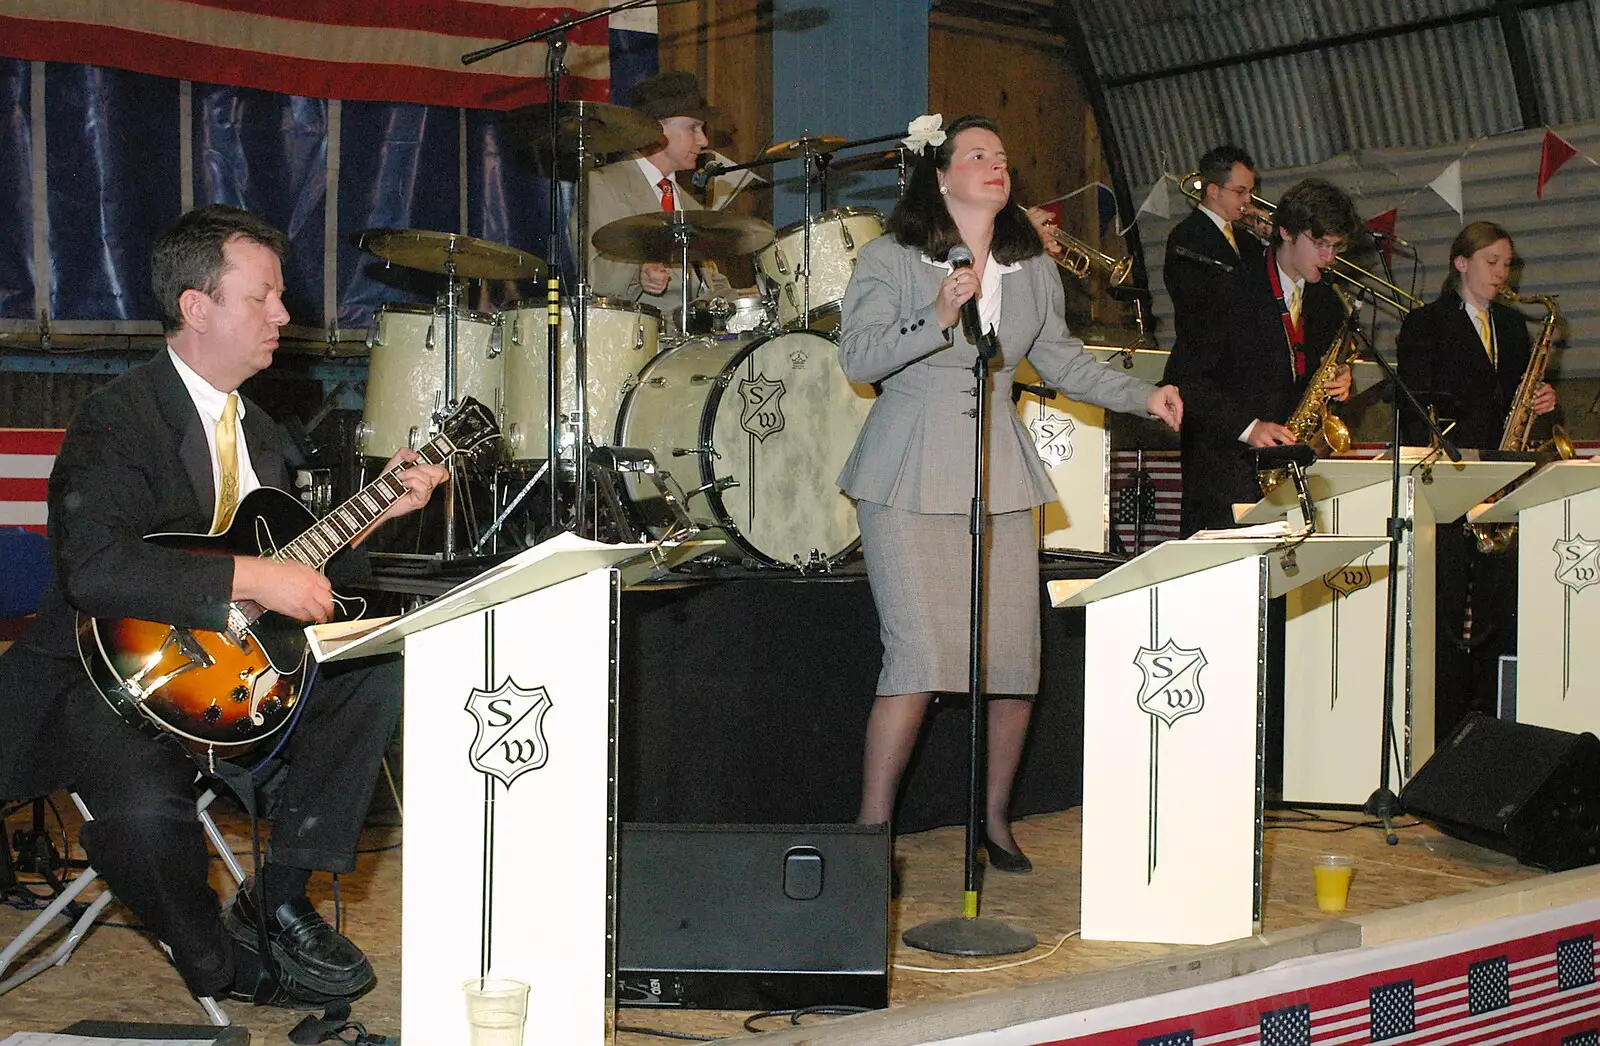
left=1020, top=204, right=1135, bottom=285
left=1177, top=172, right=1422, bottom=314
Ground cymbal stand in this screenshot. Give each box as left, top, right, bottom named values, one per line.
left=440, top=253, right=462, bottom=557
left=672, top=215, right=693, bottom=335
left=799, top=140, right=817, bottom=328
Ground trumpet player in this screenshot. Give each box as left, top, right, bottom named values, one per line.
left=1164, top=145, right=1264, bottom=344
left=1396, top=221, right=1558, bottom=741
left=1163, top=178, right=1362, bottom=535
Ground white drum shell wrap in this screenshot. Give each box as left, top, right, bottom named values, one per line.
left=755, top=208, right=885, bottom=329
left=360, top=303, right=503, bottom=458
left=502, top=296, right=662, bottom=461
left=616, top=329, right=875, bottom=567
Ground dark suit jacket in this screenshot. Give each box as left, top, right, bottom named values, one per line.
left=0, top=351, right=366, bottom=798
left=1162, top=251, right=1344, bottom=534
left=1163, top=206, right=1263, bottom=346
left=1395, top=291, right=1534, bottom=450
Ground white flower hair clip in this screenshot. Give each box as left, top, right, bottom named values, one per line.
left=902, top=114, right=946, bottom=153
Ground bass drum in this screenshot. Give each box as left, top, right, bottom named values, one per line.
left=615, top=329, right=874, bottom=569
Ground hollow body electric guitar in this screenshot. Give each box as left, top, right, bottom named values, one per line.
left=77, top=397, right=499, bottom=758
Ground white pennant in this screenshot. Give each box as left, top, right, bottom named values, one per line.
left=1428, top=160, right=1464, bottom=221
left=1137, top=178, right=1171, bottom=220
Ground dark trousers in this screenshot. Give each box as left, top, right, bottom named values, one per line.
left=1434, top=524, right=1518, bottom=744
left=69, top=656, right=402, bottom=997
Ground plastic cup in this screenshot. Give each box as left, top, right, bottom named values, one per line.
left=464, top=976, right=530, bottom=1046
left=1312, top=854, right=1356, bottom=912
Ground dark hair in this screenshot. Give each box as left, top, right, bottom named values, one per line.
left=151, top=204, right=288, bottom=334
left=1442, top=220, right=1514, bottom=295
left=1273, top=178, right=1361, bottom=243
left=886, top=114, right=1043, bottom=266
left=1197, top=145, right=1255, bottom=189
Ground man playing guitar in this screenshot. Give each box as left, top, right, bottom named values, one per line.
left=0, top=206, right=445, bottom=1007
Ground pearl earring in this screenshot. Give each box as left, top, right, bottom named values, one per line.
left=939, top=185, right=949, bottom=196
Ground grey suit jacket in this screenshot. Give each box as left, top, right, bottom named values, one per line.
left=581, top=158, right=702, bottom=317
left=836, top=236, right=1156, bottom=515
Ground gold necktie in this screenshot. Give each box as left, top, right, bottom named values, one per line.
left=211, top=392, right=240, bottom=534
left=1288, top=285, right=1302, bottom=325
left=1222, top=223, right=1238, bottom=253
left=1476, top=311, right=1495, bottom=364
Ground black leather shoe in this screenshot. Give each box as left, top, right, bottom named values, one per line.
left=982, top=836, right=1033, bottom=875
left=226, top=879, right=375, bottom=1001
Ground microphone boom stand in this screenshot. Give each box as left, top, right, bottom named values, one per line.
left=902, top=321, right=1037, bottom=958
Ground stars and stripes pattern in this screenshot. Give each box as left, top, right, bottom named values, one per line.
left=0, top=428, right=60, bottom=535
left=1042, top=920, right=1600, bottom=1046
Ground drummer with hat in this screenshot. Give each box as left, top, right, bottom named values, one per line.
left=580, top=70, right=728, bottom=314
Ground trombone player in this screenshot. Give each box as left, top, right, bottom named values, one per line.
left=1163, top=178, right=1361, bottom=535
left=1164, top=145, right=1264, bottom=344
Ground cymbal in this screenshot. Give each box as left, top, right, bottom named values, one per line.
left=503, top=100, right=663, bottom=159
left=760, top=135, right=847, bottom=162
left=831, top=149, right=904, bottom=173
left=591, top=211, right=776, bottom=263
left=352, top=229, right=545, bottom=281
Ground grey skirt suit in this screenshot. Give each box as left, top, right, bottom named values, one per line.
left=837, top=236, right=1157, bottom=695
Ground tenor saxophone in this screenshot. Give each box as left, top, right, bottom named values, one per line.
left=1259, top=288, right=1360, bottom=494
left=1468, top=287, right=1571, bottom=554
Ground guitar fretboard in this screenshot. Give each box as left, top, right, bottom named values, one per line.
left=276, top=437, right=455, bottom=569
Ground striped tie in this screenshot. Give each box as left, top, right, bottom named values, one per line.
left=211, top=392, right=240, bottom=534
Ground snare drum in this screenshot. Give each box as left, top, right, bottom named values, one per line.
left=677, top=294, right=776, bottom=336
left=614, top=328, right=875, bottom=568
left=501, top=295, right=662, bottom=461
left=754, top=207, right=885, bottom=330
left=359, top=303, right=502, bottom=459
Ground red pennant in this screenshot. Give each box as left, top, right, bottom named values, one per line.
left=1537, top=130, right=1578, bottom=199
left=1365, top=208, right=1399, bottom=264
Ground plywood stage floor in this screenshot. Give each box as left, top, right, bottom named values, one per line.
left=0, top=795, right=1551, bottom=1043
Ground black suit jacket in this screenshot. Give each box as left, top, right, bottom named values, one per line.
left=0, top=351, right=366, bottom=798
left=1395, top=291, right=1534, bottom=450
left=1163, top=206, right=1263, bottom=346
left=1162, top=252, right=1345, bottom=534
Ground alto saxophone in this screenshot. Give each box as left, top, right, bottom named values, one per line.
left=1259, top=288, right=1360, bottom=495
left=1467, top=287, right=1572, bottom=554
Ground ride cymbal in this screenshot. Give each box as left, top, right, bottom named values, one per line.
left=352, top=229, right=545, bottom=281
left=591, top=210, right=776, bottom=263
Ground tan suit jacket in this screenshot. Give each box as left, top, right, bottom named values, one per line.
left=580, top=158, right=702, bottom=317
left=836, top=236, right=1156, bottom=515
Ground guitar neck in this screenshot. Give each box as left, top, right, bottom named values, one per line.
left=277, top=437, right=456, bottom=570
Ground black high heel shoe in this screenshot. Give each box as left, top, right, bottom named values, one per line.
left=981, top=836, right=1033, bottom=874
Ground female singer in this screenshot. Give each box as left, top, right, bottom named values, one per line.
left=837, top=115, right=1183, bottom=871
left=1396, top=221, right=1557, bottom=742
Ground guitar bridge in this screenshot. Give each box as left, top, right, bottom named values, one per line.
left=122, top=627, right=213, bottom=700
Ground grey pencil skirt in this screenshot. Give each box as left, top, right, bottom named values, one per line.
left=855, top=499, right=1041, bottom=697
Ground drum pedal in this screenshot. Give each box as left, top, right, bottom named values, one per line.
left=792, top=548, right=833, bottom=575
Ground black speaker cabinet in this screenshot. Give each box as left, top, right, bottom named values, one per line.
left=1401, top=713, right=1600, bottom=871
left=616, top=823, right=890, bottom=1010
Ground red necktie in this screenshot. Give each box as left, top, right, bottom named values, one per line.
left=658, top=177, right=675, bottom=212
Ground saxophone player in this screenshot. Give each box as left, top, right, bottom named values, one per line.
left=1396, top=221, right=1559, bottom=741
left=1163, top=179, right=1361, bottom=535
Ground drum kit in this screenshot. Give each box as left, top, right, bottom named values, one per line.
left=349, top=113, right=899, bottom=572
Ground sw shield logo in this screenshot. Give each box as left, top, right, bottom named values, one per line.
left=1554, top=535, right=1600, bottom=594
left=1029, top=409, right=1075, bottom=468
left=1133, top=639, right=1207, bottom=727
left=1323, top=554, right=1374, bottom=599
left=464, top=679, right=552, bottom=787
left=737, top=374, right=787, bottom=441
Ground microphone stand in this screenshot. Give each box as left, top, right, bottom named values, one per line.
left=902, top=319, right=1036, bottom=958
left=462, top=0, right=660, bottom=536
left=1347, top=310, right=1459, bottom=845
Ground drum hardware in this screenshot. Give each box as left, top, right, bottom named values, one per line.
left=471, top=460, right=551, bottom=554
left=793, top=549, right=833, bottom=575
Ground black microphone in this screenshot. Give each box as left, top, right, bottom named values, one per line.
left=691, top=160, right=724, bottom=190
left=947, top=245, right=993, bottom=356
left=1172, top=245, right=1233, bottom=272
left=1370, top=229, right=1414, bottom=250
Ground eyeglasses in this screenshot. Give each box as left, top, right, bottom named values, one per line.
left=1310, top=236, right=1345, bottom=257
left=1221, top=184, right=1253, bottom=197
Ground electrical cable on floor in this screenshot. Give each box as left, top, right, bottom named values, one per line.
left=743, top=1005, right=872, bottom=1033
left=893, top=930, right=1080, bottom=974
left=612, top=1025, right=719, bottom=1041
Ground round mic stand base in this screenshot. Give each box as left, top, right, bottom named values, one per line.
left=902, top=913, right=1037, bottom=958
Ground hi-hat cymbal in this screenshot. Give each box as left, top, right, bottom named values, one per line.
left=503, top=100, right=663, bottom=160
left=352, top=229, right=545, bottom=281
left=591, top=211, right=776, bottom=263
left=760, top=135, right=847, bottom=162
left=831, top=148, right=905, bottom=173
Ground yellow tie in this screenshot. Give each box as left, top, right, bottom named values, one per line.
left=1222, top=223, right=1238, bottom=253
left=1288, top=285, right=1302, bottom=325
left=1476, top=311, right=1495, bottom=364
left=211, top=392, right=240, bottom=534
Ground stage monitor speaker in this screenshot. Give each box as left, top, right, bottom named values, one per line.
left=616, top=822, right=890, bottom=1011
left=1400, top=713, right=1600, bottom=872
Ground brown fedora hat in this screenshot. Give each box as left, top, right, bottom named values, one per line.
left=626, top=70, right=720, bottom=123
